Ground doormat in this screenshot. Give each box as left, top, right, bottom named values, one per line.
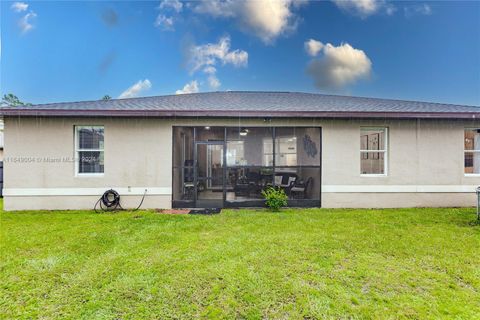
left=189, top=208, right=221, bottom=215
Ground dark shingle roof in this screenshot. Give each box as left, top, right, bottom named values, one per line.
left=1, top=91, right=479, bottom=119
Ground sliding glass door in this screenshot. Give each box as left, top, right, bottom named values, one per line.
left=195, top=142, right=224, bottom=208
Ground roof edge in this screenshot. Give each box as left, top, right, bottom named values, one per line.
left=1, top=109, right=479, bottom=119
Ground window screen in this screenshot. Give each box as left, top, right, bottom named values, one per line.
left=360, top=127, right=387, bottom=175
left=76, top=126, right=104, bottom=174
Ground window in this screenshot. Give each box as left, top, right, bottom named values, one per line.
left=464, top=129, right=480, bottom=175
left=75, top=126, right=104, bottom=175
left=226, top=127, right=273, bottom=166
left=275, top=127, right=321, bottom=167
left=263, top=137, right=274, bottom=166
left=275, top=136, right=297, bottom=166
left=360, top=127, right=387, bottom=175
left=226, top=141, right=245, bottom=166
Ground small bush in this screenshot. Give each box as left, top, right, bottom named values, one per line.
left=261, top=187, right=288, bottom=211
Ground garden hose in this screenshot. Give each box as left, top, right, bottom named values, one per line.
left=94, top=189, right=147, bottom=213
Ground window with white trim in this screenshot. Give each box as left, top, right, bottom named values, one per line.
left=464, top=129, right=480, bottom=174
left=360, top=127, right=387, bottom=175
left=75, top=126, right=104, bottom=175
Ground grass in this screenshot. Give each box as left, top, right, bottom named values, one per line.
left=1, top=200, right=479, bottom=319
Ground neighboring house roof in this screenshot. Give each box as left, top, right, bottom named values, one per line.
left=1, top=91, right=479, bottom=119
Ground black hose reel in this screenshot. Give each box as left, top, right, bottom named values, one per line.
left=94, top=188, right=147, bottom=213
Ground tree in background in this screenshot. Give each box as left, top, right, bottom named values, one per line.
left=1, top=93, right=32, bottom=106
left=102, top=95, right=112, bottom=100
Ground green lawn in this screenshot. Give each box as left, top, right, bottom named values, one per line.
left=1, top=201, right=479, bottom=319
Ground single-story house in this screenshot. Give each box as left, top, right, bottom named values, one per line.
left=1, top=91, right=480, bottom=211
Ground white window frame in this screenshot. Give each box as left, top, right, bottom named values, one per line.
left=74, top=125, right=104, bottom=177
left=226, top=140, right=245, bottom=166
left=262, top=137, right=274, bottom=166
left=275, top=136, right=298, bottom=167
left=464, top=128, right=480, bottom=177
left=360, top=127, right=388, bottom=177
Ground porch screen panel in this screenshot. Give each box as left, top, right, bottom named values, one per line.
left=274, top=127, right=321, bottom=201
left=226, top=167, right=274, bottom=202
left=173, top=126, right=321, bottom=207
left=226, top=127, right=273, bottom=166
left=172, top=127, right=194, bottom=202
left=226, top=127, right=274, bottom=202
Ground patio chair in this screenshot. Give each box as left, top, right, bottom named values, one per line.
left=289, top=177, right=313, bottom=199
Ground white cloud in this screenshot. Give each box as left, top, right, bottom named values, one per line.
left=203, top=66, right=217, bottom=74
left=188, top=36, right=248, bottom=74
left=155, top=0, right=183, bottom=31
left=159, top=0, right=183, bottom=13
left=332, top=0, right=394, bottom=17
left=11, top=2, right=37, bottom=34
left=184, top=36, right=248, bottom=91
left=306, top=41, right=372, bottom=88
left=240, top=0, right=303, bottom=43
left=404, top=4, right=432, bottom=18
left=18, top=11, right=37, bottom=34
left=305, top=39, right=324, bottom=57
left=193, top=0, right=236, bottom=17
left=207, top=75, right=221, bottom=90
left=175, top=80, right=199, bottom=94
left=11, top=2, right=28, bottom=12
left=119, top=79, right=152, bottom=99
left=154, top=14, right=175, bottom=30
left=193, top=0, right=307, bottom=44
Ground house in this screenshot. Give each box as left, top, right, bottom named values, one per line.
left=1, top=91, right=480, bottom=211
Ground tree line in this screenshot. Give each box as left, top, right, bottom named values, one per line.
left=1, top=94, right=113, bottom=106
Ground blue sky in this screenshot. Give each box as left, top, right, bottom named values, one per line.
left=1, top=0, right=479, bottom=105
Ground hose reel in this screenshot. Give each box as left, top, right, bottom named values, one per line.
left=94, top=188, right=147, bottom=213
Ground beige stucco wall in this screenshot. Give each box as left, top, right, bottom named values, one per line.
left=4, top=117, right=172, bottom=210
left=4, top=116, right=480, bottom=210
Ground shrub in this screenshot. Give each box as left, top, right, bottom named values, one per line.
left=261, top=187, right=288, bottom=211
